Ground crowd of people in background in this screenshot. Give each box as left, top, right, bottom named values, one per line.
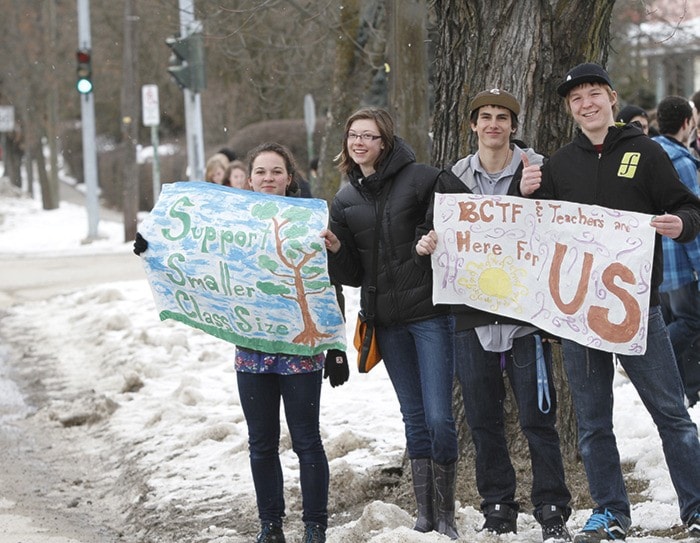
left=137, top=66, right=700, bottom=543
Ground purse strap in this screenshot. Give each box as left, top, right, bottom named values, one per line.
left=365, top=185, right=390, bottom=320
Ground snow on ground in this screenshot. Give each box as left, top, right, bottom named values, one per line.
left=0, top=180, right=697, bottom=542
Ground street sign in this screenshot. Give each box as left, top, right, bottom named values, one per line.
left=304, top=94, right=315, bottom=136
left=142, top=84, right=160, bottom=127
left=0, top=106, right=15, bottom=132
left=304, top=94, right=316, bottom=168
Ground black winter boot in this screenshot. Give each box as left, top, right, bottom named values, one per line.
left=410, top=458, right=434, bottom=532
left=433, top=461, right=459, bottom=540
left=482, top=503, right=518, bottom=534
left=256, top=521, right=286, bottom=543
left=301, top=523, right=326, bottom=543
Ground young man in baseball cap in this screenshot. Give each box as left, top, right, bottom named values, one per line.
left=416, top=88, right=573, bottom=541
left=520, top=62, right=700, bottom=542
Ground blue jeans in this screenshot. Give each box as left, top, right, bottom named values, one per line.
left=454, top=328, right=571, bottom=514
left=376, top=315, right=458, bottom=465
left=661, top=281, right=700, bottom=393
left=562, top=306, right=700, bottom=523
left=236, top=370, right=329, bottom=527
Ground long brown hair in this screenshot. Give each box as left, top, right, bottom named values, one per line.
left=336, top=107, right=395, bottom=175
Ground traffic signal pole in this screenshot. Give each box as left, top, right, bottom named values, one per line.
left=77, top=0, right=100, bottom=241
left=176, top=0, right=204, bottom=181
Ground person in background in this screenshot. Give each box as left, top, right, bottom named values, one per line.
left=205, top=153, right=230, bottom=184
left=690, top=90, right=700, bottom=162
left=225, top=159, right=249, bottom=189
left=519, top=62, right=700, bottom=542
left=134, top=142, right=349, bottom=543
left=218, top=147, right=238, bottom=163
left=615, top=104, right=650, bottom=135
left=416, top=89, right=572, bottom=541
left=294, top=170, right=314, bottom=198
left=308, top=157, right=319, bottom=183
left=651, top=96, right=700, bottom=405
left=321, top=107, right=461, bottom=539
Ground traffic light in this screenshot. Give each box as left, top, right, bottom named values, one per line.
left=165, top=32, right=205, bottom=93
left=76, top=49, right=93, bottom=94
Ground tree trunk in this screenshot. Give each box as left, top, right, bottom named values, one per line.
left=45, top=0, right=61, bottom=207
left=316, top=0, right=387, bottom=204
left=387, top=0, right=430, bottom=164
left=430, top=0, right=616, bottom=509
left=432, top=0, right=615, bottom=165
left=35, top=138, right=59, bottom=210
left=5, top=133, right=23, bottom=188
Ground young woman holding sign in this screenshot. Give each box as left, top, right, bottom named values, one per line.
left=235, top=142, right=347, bottom=543
left=321, top=108, right=461, bottom=539
left=135, top=142, right=348, bottom=543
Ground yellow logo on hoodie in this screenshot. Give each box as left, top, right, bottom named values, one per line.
left=617, top=152, right=640, bottom=178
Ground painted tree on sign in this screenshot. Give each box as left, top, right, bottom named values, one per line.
left=252, top=201, right=333, bottom=347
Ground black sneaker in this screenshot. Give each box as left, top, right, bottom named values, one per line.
left=573, top=509, right=629, bottom=542
left=481, top=503, right=517, bottom=534
left=256, top=522, right=286, bottom=543
left=688, top=511, right=700, bottom=538
left=538, top=505, right=571, bottom=542
left=302, top=523, right=326, bottom=543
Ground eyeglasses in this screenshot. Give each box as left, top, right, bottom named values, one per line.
left=346, top=132, right=382, bottom=142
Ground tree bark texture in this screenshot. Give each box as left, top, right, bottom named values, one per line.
left=387, top=0, right=431, bottom=164
left=430, top=0, right=616, bottom=509
left=431, top=0, right=616, bottom=165
left=317, top=0, right=387, bottom=203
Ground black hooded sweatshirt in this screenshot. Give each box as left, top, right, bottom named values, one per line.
left=535, top=123, right=700, bottom=306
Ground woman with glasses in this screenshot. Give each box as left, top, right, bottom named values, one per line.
left=321, top=107, right=461, bottom=539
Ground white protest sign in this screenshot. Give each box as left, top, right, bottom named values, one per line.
left=139, top=182, right=346, bottom=355
left=432, top=193, right=656, bottom=355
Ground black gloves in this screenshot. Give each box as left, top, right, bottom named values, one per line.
left=324, top=349, right=349, bottom=387
left=133, top=232, right=149, bottom=255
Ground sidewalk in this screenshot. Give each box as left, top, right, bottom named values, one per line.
left=58, top=180, right=124, bottom=223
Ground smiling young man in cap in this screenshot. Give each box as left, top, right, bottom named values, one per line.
left=416, top=88, right=573, bottom=541
left=520, top=62, right=700, bottom=542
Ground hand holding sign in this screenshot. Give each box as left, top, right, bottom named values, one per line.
left=650, top=213, right=683, bottom=239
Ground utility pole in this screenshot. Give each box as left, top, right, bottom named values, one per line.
left=173, top=0, right=205, bottom=181
left=77, top=0, right=100, bottom=241
left=122, top=0, right=139, bottom=242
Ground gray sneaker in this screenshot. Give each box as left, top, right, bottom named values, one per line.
left=573, top=509, right=629, bottom=542
left=688, top=511, right=700, bottom=538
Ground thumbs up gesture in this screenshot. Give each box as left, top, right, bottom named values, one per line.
left=519, top=153, right=542, bottom=196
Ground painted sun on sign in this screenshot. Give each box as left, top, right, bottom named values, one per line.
left=432, top=193, right=656, bottom=355
left=459, top=253, right=529, bottom=313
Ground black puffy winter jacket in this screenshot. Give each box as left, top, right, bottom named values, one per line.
left=536, top=124, right=700, bottom=306
left=328, top=137, right=452, bottom=326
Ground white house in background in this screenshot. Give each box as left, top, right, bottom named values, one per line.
left=631, top=0, right=700, bottom=98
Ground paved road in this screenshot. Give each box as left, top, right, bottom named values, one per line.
left=0, top=252, right=145, bottom=309
left=0, top=183, right=144, bottom=542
